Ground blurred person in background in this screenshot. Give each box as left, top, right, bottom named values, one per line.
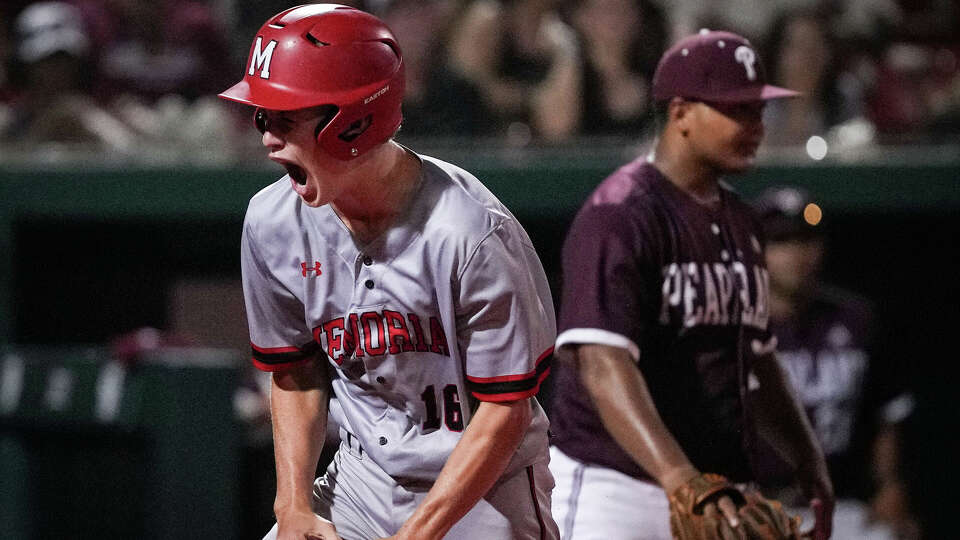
left=752, top=186, right=900, bottom=539
left=760, top=8, right=864, bottom=148
left=74, top=0, right=233, bottom=104
left=0, top=9, right=13, bottom=129
left=863, top=1, right=960, bottom=143
left=447, top=0, right=582, bottom=143
left=0, top=1, right=135, bottom=148
left=378, top=0, right=493, bottom=138
left=0, top=5, right=16, bottom=102
left=560, top=0, right=667, bottom=138
left=66, top=0, right=244, bottom=160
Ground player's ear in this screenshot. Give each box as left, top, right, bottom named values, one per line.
left=669, top=97, right=694, bottom=135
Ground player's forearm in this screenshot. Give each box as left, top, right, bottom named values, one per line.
left=394, top=399, right=532, bottom=540
left=577, top=344, right=698, bottom=493
left=270, top=361, right=330, bottom=515
left=749, top=354, right=825, bottom=469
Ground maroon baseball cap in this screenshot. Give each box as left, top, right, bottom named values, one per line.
left=652, top=29, right=799, bottom=103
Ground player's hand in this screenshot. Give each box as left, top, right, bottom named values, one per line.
left=668, top=472, right=748, bottom=539
left=275, top=508, right=342, bottom=540
left=702, top=494, right=742, bottom=530
left=796, top=460, right=834, bottom=540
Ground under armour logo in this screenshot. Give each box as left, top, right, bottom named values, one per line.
left=734, top=45, right=757, bottom=81
left=301, top=261, right=322, bottom=277
left=248, top=36, right=278, bottom=79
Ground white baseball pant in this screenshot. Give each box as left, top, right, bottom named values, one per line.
left=549, top=445, right=672, bottom=540
left=263, top=428, right=559, bottom=539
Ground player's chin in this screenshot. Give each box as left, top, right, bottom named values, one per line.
left=298, top=188, right=326, bottom=208
left=724, top=151, right=757, bottom=173
left=289, top=176, right=324, bottom=207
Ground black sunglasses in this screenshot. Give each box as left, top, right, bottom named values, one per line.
left=253, top=106, right=338, bottom=136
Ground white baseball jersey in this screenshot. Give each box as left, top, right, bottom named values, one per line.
left=241, top=151, right=556, bottom=482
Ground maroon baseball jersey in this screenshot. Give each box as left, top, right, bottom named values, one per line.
left=756, top=286, right=875, bottom=496
left=550, top=157, right=774, bottom=482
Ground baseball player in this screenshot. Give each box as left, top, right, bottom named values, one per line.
left=219, top=5, right=559, bottom=540
left=547, top=30, right=835, bottom=539
left=752, top=186, right=896, bottom=538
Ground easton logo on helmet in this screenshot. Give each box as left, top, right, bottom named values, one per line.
left=364, top=85, right=390, bottom=105
left=248, top=37, right=278, bottom=79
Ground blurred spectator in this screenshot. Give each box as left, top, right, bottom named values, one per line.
left=561, top=0, right=667, bottom=137
left=761, top=7, right=863, bottom=147
left=0, top=1, right=136, bottom=148
left=234, top=1, right=370, bottom=61
left=73, top=0, right=233, bottom=105
left=0, top=8, right=14, bottom=129
left=814, top=0, right=960, bottom=143
left=378, top=0, right=493, bottom=137
left=751, top=186, right=899, bottom=538
left=447, top=0, right=582, bottom=142
left=867, top=40, right=960, bottom=142
left=660, top=0, right=795, bottom=44
left=0, top=6, right=14, bottom=100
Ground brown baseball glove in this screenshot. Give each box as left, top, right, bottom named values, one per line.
left=668, top=473, right=806, bottom=540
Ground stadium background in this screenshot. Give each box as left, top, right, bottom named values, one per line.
left=1, top=0, right=957, bottom=538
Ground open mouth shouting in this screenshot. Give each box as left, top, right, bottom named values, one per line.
left=271, top=157, right=318, bottom=204
left=284, top=162, right=308, bottom=185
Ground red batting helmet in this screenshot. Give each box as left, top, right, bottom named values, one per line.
left=219, top=4, right=405, bottom=160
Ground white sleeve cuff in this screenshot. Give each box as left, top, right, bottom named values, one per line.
left=555, top=328, right=640, bottom=361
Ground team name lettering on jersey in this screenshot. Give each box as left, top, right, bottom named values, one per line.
left=659, top=261, right=769, bottom=330
left=778, top=345, right=867, bottom=454
left=315, top=310, right=450, bottom=364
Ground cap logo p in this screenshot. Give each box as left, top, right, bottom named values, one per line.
left=734, top=46, right=757, bottom=81
left=248, top=37, right=278, bottom=79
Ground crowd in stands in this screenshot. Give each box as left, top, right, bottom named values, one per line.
left=1, top=0, right=957, bottom=160
left=0, top=2, right=952, bottom=538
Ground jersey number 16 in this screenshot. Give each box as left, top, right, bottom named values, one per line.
left=420, top=384, right=464, bottom=432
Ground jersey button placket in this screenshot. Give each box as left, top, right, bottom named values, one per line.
left=358, top=254, right=375, bottom=291
left=378, top=436, right=388, bottom=445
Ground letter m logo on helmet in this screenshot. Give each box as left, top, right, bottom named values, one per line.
left=248, top=37, right=278, bottom=79
left=219, top=4, right=405, bottom=161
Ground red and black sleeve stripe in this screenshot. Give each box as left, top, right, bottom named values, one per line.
left=250, top=341, right=322, bottom=371
left=466, top=347, right=553, bottom=402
